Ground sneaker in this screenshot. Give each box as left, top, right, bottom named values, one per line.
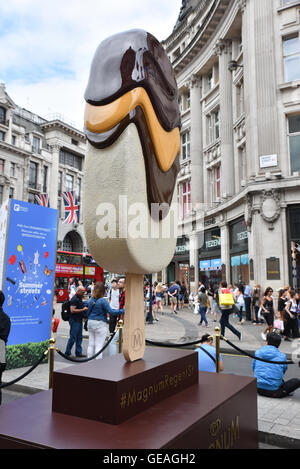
left=174, top=310, right=178, bottom=314
left=261, top=332, right=267, bottom=341
left=241, top=319, right=245, bottom=324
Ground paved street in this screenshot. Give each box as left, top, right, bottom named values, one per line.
left=2, top=303, right=300, bottom=448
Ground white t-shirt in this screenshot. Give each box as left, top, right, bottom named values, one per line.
left=110, top=288, right=120, bottom=310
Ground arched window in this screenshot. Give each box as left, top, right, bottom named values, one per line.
left=62, top=231, right=83, bottom=253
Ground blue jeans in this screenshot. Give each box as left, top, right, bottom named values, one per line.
left=65, top=318, right=83, bottom=356
left=199, top=306, right=208, bottom=325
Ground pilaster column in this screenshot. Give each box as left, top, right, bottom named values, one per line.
left=49, top=144, right=60, bottom=209
left=214, top=39, right=235, bottom=199
left=189, top=74, right=204, bottom=206
left=220, top=221, right=230, bottom=282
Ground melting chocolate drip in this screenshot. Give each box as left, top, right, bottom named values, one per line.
left=84, top=29, right=181, bottom=133
left=85, top=106, right=179, bottom=219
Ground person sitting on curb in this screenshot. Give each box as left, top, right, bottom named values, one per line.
left=252, top=332, right=300, bottom=398
left=195, top=334, right=223, bottom=373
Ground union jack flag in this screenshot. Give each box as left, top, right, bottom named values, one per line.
left=34, top=193, right=50, bottom=207
left=62, top=191, right=79, bottom=224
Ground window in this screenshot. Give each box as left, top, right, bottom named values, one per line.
left=0, top=159, right=4, bottom=173
left=58, top=171, right=62, bottom=195
left=207, top=70, right=213, bottom=91
left=181, top=132, right=190, bottom=160
left=288, top=114, right=300, bottom=173
left=283, top=36, right=300, bottom=82
left=179, top=181, right=191, bottom=219
left=0, top=107, right=6, bottom=124
left=29, top=161, right=38, bottom=189
left=32, top=136, right=40, bottom=154
left=238, top=147, right=247, bottom=187
left=11, top=135, right=16, bottom=145
left=9, top=187, right=14, bottom=199
left=56, top=253, right=70, bottom=264
left=207, top=110, right=220, bottom=144
left=70, top=254, right=82, bottom=265
left=42, top=166, right=48, bottom=193
left=0, top=185, right=3, bottom=205
left=10, top=163, right=15, bottom=177
left=209, top=166, right=221, bottom=203
left=65, top=174, right=74, bottom=192
left=0, top=131, right=5, bottom=141
left=236, top=80, right=244, bottom=118
left=59, top=149, right=82, bottom=170
left=28, top=192, right=38, bottom=204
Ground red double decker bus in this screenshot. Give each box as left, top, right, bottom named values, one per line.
left=55, top=250, right=104, bottom=302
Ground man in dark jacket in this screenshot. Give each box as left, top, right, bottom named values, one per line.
left=0, top=291, right=11, bottom=405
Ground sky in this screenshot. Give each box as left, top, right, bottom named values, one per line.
left=0, top=0, right=183, bottom=130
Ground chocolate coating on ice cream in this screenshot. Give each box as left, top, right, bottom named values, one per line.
left=84, top=29, right=180, bottom=132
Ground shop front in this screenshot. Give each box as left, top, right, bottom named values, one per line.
left=199, top=227, right=222, bottom=288
left=287, top=205, right=300, bottom=291
left=171, top=236, right=190, bottom=290
left=230, top=218, right=249, bottom=285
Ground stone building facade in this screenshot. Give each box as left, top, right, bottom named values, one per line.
left=0, top=83, right=87, bottom=253
left=162, top=0, right=300, bottom=293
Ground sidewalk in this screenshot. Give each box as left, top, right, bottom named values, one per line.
left=3, top=305, right=300, bottom=448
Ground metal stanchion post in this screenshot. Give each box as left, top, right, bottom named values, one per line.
left=214, top=326, right=221, bottom=373
left=48, top=337, right=56, bottom=389
left=118, top=319, right=123, bottom=354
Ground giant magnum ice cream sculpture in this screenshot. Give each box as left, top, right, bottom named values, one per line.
left=83, top=29, right=180, bottom=362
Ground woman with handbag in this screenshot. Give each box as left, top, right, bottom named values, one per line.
left=87, top=282, right=124, bottom=359
left=261, top=287, right=275, bottom=340
left=284, top=290, right=300, bottom=340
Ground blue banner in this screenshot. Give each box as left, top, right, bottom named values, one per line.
left=2, top=199, right=58, bottom=346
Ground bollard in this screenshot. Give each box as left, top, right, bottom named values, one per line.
left=214, top=326, right=221, bottom=373
left=118, top=319, right=124, bottom=354
left=48, top=337, right=56, bottom=389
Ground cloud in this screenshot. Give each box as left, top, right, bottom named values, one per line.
left=0, top=0, right=182, bottom=128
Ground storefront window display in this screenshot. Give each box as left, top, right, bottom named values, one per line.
left=199, top=228, right=222, bottom=288
left=230, top=218, right=249, bottom=285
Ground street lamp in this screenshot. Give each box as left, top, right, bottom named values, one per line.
left=228, top=60, right=244, bottom=72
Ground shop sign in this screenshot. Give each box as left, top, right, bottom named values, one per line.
left=199, top=258, right=222, bottom=271
left=175, top=236, right=189, bottom=255
left=230, top=219, right=249, bottom=252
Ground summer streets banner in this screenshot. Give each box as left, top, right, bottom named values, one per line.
left=1, top=199, right=58, bottom=368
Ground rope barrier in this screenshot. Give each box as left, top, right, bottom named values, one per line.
left=145, top=338, right=202, bottom=348
left=221, top=336, right=296, bottom=365
left=56, top=329, right=117, bottom=363
left=0, top=348, right=48, bottom=389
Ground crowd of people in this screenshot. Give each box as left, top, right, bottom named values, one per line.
left=190, top=281, right=300, bottom=343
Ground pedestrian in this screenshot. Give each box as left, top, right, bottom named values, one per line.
left=65, top=285, right=88, bottom=358
left=261, top=287, right=275, bottom=341
left=168, top=281, right=179, bottom=314
left=195, top=333, right=223, bottom=372
left=218, top=281, right=241, bottom=341
left=0, top=291, right=11, bottom=406
left=107, top=279, right=120, bottom=334
left=278, top=289, right=290, bottom=341
left=252, top=332, right=300, bottom=398
left=198, top=286, right=209, bottom=327
left=243, top=282, right=252, bottom=321
left=252, top=284, right=263, bottom=324
left=235, top=286, right=245, bottom=324
left=108, top=276, right=126, bottom=355
left=87, top=282, right=124, bottom=359
left=284, top=290, right=300, bottom=339
left=155, top=282, right=164, bottom=316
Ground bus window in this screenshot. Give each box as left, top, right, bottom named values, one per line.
left=83, top=255, right=98, bottom=266
left=70, top=254, right=82, bottom=265
left=57, top=253, right=70, bottom=264
left=55, top=277, right=69, bottom=289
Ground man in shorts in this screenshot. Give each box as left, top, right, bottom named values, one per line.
left=168, top=281, right=179, bottom=314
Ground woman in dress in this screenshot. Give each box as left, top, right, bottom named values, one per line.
left=260, top=287, right=276, bottom=340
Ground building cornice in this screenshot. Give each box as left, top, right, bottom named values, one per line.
left=169, top=0, right=232, bottom=74
left=40, top=120, right=85, bottom=141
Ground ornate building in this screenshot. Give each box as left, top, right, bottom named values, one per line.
left=162, top=0, right=300, bottom=292
left=0, top=83, right=87, bottom=253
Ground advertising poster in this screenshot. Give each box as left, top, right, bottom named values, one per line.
left=2, top=199, right=58, bottom=346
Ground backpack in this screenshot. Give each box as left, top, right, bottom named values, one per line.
left=61, top=300, right=71, bottom=321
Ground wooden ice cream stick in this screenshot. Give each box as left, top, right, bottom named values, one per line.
left=122, top=273, right=145, bottom=362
